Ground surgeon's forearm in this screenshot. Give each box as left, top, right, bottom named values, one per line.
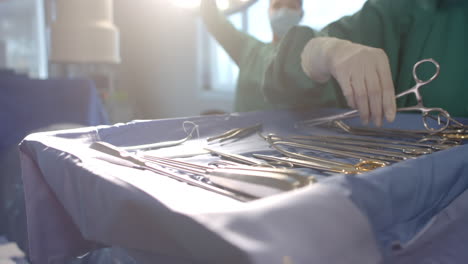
left=200, top=0, right=230, bottom=39
left=301, top=37, right=347, bottom=83
left=300, top=38, right=325, bottom=82
left=200, top=0, right=245, bottom=65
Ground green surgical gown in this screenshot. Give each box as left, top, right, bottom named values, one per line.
left=263, top=0, right=468, bottom=117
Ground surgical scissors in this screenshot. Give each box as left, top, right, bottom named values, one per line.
left=299, top=59, right=454, bottom=133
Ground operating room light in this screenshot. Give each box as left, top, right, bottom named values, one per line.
left=171, top=0, right=258, bottom=14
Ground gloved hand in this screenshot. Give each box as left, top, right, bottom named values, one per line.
left=301, top=37, right=396, bottom=127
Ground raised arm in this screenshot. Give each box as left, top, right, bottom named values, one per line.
left=200, top=0, right=261, bottom=66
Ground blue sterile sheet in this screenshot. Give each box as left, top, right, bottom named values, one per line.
left=0, top=74, right=109, bottom=252
left=0, top=76, right=108, bottom=153
left=19, top=110, right=468, bottom=264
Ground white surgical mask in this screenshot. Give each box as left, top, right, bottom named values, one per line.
left=269, top=8, right=303, bottom=38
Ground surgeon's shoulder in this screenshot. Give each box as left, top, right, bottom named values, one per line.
left=273, top=26, right=320, bottom=81
left=290, top=26, right=318, bottom=37
left=276, top=26, right=320, bottom=57
left=366, top=0, right=413, bottom=16
left=284, top=26, right=319, bottom=46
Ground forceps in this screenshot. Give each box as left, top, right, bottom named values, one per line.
left=300, top=59, right=453, bottom=133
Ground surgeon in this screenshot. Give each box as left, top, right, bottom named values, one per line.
left=263, top=0, right=468, bottom=126
left=201, top=0, right=304, bottom=112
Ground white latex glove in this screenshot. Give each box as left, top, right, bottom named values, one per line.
left=301, top=37, right=396, bottom=127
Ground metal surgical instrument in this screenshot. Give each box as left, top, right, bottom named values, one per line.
left=299, top=59, right=454, bottom=133
left=142, top=154, right=304, bottom=183
left=261, top=135, right=387, bottom=173
left=122, top=121, right=199, bottom=152
left=253, top=154, right=361, bottom=174
left=141, top=154, right=313, bottom=197
left=271, top=139, right=402, bottom=163
left=207, top=123, right=262, bottom=143
left=290, top=135, right=434, bottom=155
left=282, top=137, right=421, bottom=159
left=90, top=141, right=252, bottom=202
left=331, top=120, right=460, bottom=150
left=204, top=147, right=271, bottom=167
left=93, top=141, right=311, bottom=198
